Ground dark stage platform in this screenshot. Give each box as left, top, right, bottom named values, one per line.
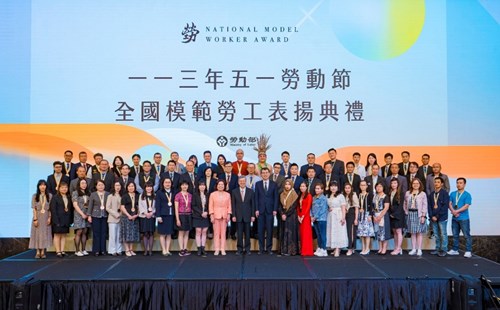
left=1, top=250, right=500, bottom=309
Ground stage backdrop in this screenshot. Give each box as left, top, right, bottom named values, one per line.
left=1, top=0, right=499, bottom=237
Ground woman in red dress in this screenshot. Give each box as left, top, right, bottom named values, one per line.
left=297, top=181, right=313, bottom=256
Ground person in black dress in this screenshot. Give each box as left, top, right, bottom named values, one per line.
left=155, top=178, right=175, bottom=256
left=138, top=182, right=156, bottom=256
left=389, top=178, right=405, bottom=255
left=120, top=181, right=140, bottom=256
left=50, top=182, right=73, bottom=257
left=192, top=181, right=210, bottom=256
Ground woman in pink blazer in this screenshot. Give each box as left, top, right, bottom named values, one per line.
left=403, top=178, right=428, bottom=256
left=209, top=180, right=232, bottom=255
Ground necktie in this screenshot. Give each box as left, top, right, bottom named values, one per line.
left=170, top=172, right=173, bottom=180
left=190, top=173, right=194, bottom=183
left=227, top=175, right=229, bottom=183
left=326, top=175, right=330, bottom=185
left=404, top=164, right=408, bottom=174
left=136, top=166, right=139, bottom=174
left=264, top=182, right=268, bottom=192
left=292, top=176, right=295, bottom=183
left=250, top=176, right=253, bottom=183
left=157, top=165, right=160, bottom=173
left=101, top=173, right=105, bottom=180
left=241, top=189, right=245, bottom=200
left=424, top=166, right=427, bottom=176
left=349, top=174, right=352, bottom=184
left=123, top=177, right=127, bottom=184
left=66, top=163, right=69, bottom=170
left=385, top=166, right=389, bottom=176
left=411, top=174, right=414, bottom=181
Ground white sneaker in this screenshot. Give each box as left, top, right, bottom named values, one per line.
left=447, top=249, right=459, bottom=256
left=314, top=248, right=320, bottom=255
left=75, top=251, right=84, bottom=257
left=464, top=251, right=472, bottom=258
left=408, top=249, right=417, bottom=256
left=321, top=249, right=328, bottom=257
left=82, top=250, right=89, bottom=256
left=417, top=249, right=422, bottom=256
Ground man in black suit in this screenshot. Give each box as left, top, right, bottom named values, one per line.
left=62, top=150, right=74, bottom=178
left=117, top=164, right=134, bottom=195
left=70, top=151, right=91, bottom=180
left=254, top=168, right=278, bottom=255
left=279, top=151, right=292, bottom=178
left=320, top=162, right=341, bottom=196
left=381, top=153, right=393, bottom=179
left=289, top=164, right=304, bottom=193
left=159, top=160, right=181, bottom=191
left=271, top=163, right=285, bottom=191
left=47, top=161, right=69, bottom=195
left=90, top=159, right=114, bottom=192
left=407, top=161, right=425, bottom=190
left=398, top=151, right=411, bottom=177
left=323, top=148, right=345, bottom=182
left=300, top=153, right=324, bottom=179
left=417, top=153, right=432, bottom=188
left=70, top=165, right=92, bottom=194
left=364, top=164, right=382, bottom=195
left=385, top=163, right=408, bottom=194
left=341, top=161, right=361, bottom=194
left=231, top=177, right=256, bottom=255
left=305, top=167, right=322, bottom=195
left=179, top=160, right=198, bottom=194
left=198, top=150, right=218, bottom=176
left=219, top=161, right=239, bottom=239
left=152, top=152, right=166, bottom=177
left=129, top=153, right=143, bottom=180
left=88, top=153, right=104, bottom=179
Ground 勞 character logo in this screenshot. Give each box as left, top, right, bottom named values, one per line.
left=182, top=22, right=199, bottom=43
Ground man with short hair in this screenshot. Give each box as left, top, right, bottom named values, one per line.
left=323, top=148, right=344, bottom=181
left=385, top=164, right=408, bottom=194
left=70, top=166, right=92, bottom=193
left=170, top=151, right=186, bottom=174
left=153, top=152, right=166, bottom=176
left=364, top=164, right=381, bottom=195
left=300, top=153, right=324, bottom=179
left=90, top=159, right=114, bottom=192
left=381, top=153, right=393, bottom=178
left=117, top=164, right=134, bottom=195
left=352, top=152, right=366, bottom=179
left=447, top=178, right=473, bottom=258
left=254, top=168, right=278, bottom=255
left=129, top=153, right=142, bottom=180
left=199, top=150, right=218, bottom=176
left=231, top=176, right=255, bottom=255
left=71, top=151, right=91, bottom=180
left=428, top=177, right=450, bottom=257
left=407, top=161, right=425, bottom=189
left=289, top=163, right=304, bottom=193
left=271, top=162, right=285, bottom=190
left=159, top=160, right=181, bottom=190
left=179, top=160, right=197, bottom=193
left=232, top=149, right=249, bottom=176
left=62, top=150, right=74, bottom=178
left=88, top=153, right=105, bottom=179
left=341, top=161, right=361, bottom=193
left=398, top=151, right=411, bottom=177
left=305, top=167, right=322, bottom=194
left=280, top=151, right=291, bottom=178
left=417, top=153, right=432, bottom=182
left=425, top=163, right=450, bottom=195
left=245, top=163, right=261, bottom=191
left=47, top=161, right=69, bottom=195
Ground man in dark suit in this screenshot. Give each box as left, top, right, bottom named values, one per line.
left=134, top=160, right=159, bottom=194
left=231, top=177, right=256, bottom=255
left=271, top=163, right=285, bottom=191
left=385, top=163, right=408, bottom=194
left=364, top=164, right=382, bottom=195
left=300, top=153, right=324, bottom=179
left=407, top=161, right=425, bottom=190
left=159, top=160, right=181, bottom=191
left=254, top=168, right=278, bottom=255
left=47, top=161, right=70, bottom=195
left=117, top=164, right=134, bottom=195
left=179, top=160, right=198, bottom=194
left=62, top=150, right=74, bottom=178
left=417, top=153, right=432, bottom=188
left=129, top=153, right=143, bottom=180
left=279, top=151, right=292, bottom=178
left=70, top=165, right=92, bottom=194
left=198, top=150, right=218, bottom=176
left=219, top=161, right=239, bottom=239
left=398, top=151, right=411, bottom=177
left=323, top=148, right=345, bottom=182
left=152, top=152, right=166, bottom=177
left=320, top=162, right=341, bottom=196
left=70, top=151, right=92, bottom=180
left=88, top=153, right=104, bottom=179
left=305, top=167, right=322, bottom=195
left=381, top=153, right=393, bottom=179
left=289, top=164, right=304, bottom=193
left=90, top=159, right=115, bottom=192
left=341, top=161, right=361, bottom=194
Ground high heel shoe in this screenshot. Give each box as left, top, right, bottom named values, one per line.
left=390, top=249, right=403, bottom=256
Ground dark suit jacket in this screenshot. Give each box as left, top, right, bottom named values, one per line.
left=117, top=176, right=134, bottom=195
left=324, top=160, right=345, bottom=180
left=385, top=175, right=408, bottom=195
left=155, top=189, right=176, bottom=216
left=304, top=177, right=322, bottom=194
left=70, top=162, right=91, bottom=180
left=290, top=175, right=305, bottom=193
left=279, top=163, right=292, bottom=177
left=270, top=174, right=285, bottom=190
left=381, top=164, right=392, bottom=178
left=152, top=164, right=166, bottom=176
left=62, top=162, right=74, bottom=178
left=341, top=173, right=361, bottom=194
left=300, top=164, right=324, bottom=179
left=406, top=174, right=426, bottom=192
left=129, top=165, right=143, bottom=180
left=159, top=171, right=181, bottom=191
left=90, top=171, right=115, bottom=192
left=192, top=192, right=209, bottom=221
left=320, top=173, right=341, bottom=193
left=198, top=163, right=218, bottom=176
left=398, top=162, right=410, bottom=177
left=180, top=172, right=198, bottom=194
left=364, top=175, right=383, bottom=195
left=69, top=177, right=92, bottom=194
left=50, top=194, right=73, bottom=227
left=47, top=174, right=70, bottom=196
left=219, top=172, right=238, bottom=192
left=231, top=187, right=255, bottom=222
left=254, top=180, right=278, bottom=215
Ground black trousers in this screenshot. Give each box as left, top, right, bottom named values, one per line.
left=258, top=214, right=274, bottom=252
left=236, top=221, right=251, bottom=252
left=346, top=208, right=357, bottom=249
left=91, top=217, right=108, bottom=253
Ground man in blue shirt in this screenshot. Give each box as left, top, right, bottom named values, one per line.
left=447, top=177, right=473, bottom=258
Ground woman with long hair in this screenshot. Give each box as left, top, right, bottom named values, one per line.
left=373, top=182, right=391, bottom=255
left=326, top=181, right=348, bottom=257
left=365, top=153, right=379, bottom=177
left=357, top=180, right=374, bottom=255
left=138, top=182, right=156, bottom=256
left=29, top=180, right=52, bottom=259
left=50, top=182, right=72, bottom=257
left=72, top=178, right=91, bottom=256
left=389, top=178, right=406, bottom=255
left=106, top=181, right=123, bottom=256
left=404, top=178, right=428, bottom=256
left=279, top=179, right=299, bottom=256
left=297, top=182, right=313, bottom=256
left=192, top=181, right=210, bottom=256
left=343, top=183, right=360, bottom=256
left=120, top=181, right=140, bottom=256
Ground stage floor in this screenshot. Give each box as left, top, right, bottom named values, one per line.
left=2, top=250, right=500, bottom=309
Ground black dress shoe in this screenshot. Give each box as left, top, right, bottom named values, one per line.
left=245, top=251, right=252, bottom=256
left=258, top=251, right=263, bottom=255
left=235, top=251, right=242, bottom=256
left=95, top=252, right=100, bottom=257
left=268, top=251, right=274, bottom=255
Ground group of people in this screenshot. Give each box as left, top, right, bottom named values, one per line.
left=29, top=146, right=473, bottom=259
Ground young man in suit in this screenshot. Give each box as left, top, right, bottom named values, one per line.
left=321, top=162, right=340, bottom=196
left=289, top=163, right=304, bottom=193
left=324, top=148, right=344, bottom=181
left=364, top=164, right=381, bottom=195
left=417, top=153, right=432, bottom=188
left=381, top=153, right=393, bottom=178
left=231, top=176, right=256, bottom=255
left=271, top=162, right=285, bottom=191
left=129, top=153, right=143, bottom=180
left=279, top=151, right=292, bottom=178
left=305, top=167, right=322, bottom=194
left=62, top=150, right=74, bottom=178
left=341, top=161, right=361, bottom=194
left=398, top=151, right=411, bottom=177
left=117, top=164, right=134, bottom=195
left=385, top=163, right=408, bottom=194
left=407, top=161, right=425, bottom=190
left=159, top=160, right=181, bottom=190
left=254, top=168, right=278, bottom=255
left=90, top=159, right=115, bottom=192
left=47, top=161, right=69, bottom=195
left=198, top=150, right=218, bottom=176
left=152, top=152, right=166, bottom=177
